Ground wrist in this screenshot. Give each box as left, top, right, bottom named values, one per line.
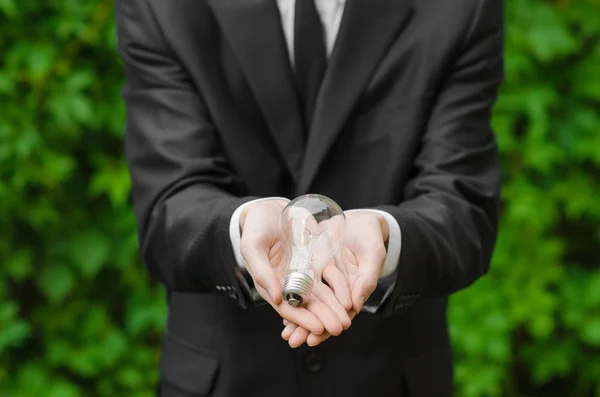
left=240, top=199, right=288, bottom=231
left=345, top=210, right=389, bottom=245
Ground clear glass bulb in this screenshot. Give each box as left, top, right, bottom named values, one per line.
left=280, top=194, right=346, bottom=307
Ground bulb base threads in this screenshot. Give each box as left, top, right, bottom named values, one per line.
left=282, top=272, right=314, bottom=307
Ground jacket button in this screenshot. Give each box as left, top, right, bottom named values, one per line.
left=303, top=352, right=324, bottom=373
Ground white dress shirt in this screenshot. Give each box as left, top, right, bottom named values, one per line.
left=276, top=0, right=346, bottom=64
left=229, top=0, right=402, bottom=303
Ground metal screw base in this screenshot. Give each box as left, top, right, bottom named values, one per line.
left=282, top=272, right=314, bottom=307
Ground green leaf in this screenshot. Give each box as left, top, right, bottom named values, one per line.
left=117, top=368, right=143, bottom=388
left=27, top=44, right=57, bottom=81
left=15, top=364, right=48, bottom=393
left=46, top=382, right=79, bottom=397
left=529, top=315, right=555, bottom=340
left=69, top=231, right=110, bottom=278
left=89, top=157, right=132, bottom=208
left=581, top=317, right=600, bottom=346
left=65, top=70, right=95, bottom=92
left=0, top=321, right=31, bottom=353
left=126, top=304, right=165, bottom=336
left=525, top=4, right=578, bottom=62
left=69, top=94, right=94, bottom=124
left=586, top=271, right=600, bottom=306
left=528, top=340, right=575, bottom=383
left=0, top=72, right=16, bottom=95
left=37, top=265, right=76, bottom=303
left=0, top=0, right=17, bottom=17
left=5, top=249, right=34, bottom=280
left=0, top=301, right=18, bottom=322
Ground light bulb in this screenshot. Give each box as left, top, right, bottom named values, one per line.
left=280, top=194, right=346, bottom=307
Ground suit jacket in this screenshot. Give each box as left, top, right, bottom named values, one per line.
left=116, top=0, right=504, bottom=396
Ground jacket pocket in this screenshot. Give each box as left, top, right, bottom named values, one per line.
left=160, top=329, right=220, bottom=396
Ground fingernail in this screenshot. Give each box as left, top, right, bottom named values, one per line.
left=357, top=296, right=365, bottom=311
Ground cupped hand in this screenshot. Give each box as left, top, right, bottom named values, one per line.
left=240, top=200, right=351, bottom=338
left=280, top=211, right=389, bottom=347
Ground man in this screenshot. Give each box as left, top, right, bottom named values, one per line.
left=117, top=0, right=503, bottom=395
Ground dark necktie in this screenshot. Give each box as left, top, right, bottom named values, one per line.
left=294, top=0, right=327, bottom=131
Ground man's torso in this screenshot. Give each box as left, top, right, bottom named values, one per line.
left=145, top=0, right=484, bottom=395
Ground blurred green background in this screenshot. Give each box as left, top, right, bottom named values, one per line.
left=1, top=0, right=599, bottom=396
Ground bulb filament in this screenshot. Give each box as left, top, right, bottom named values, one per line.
left=298, top=227, right=328, bottom=268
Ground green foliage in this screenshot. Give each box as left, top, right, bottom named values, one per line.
left=0, top=2, right=164, bottom=396
left=449, top=0, right=600, bottom=396
left=0, top=0, right=598, bottom=396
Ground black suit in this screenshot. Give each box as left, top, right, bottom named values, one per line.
left=117, top=0, right=503, bottom=396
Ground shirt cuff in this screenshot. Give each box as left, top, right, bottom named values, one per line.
left=229, top=197, right=291, bottom=269
left=346, top=209, right=401, bottom=313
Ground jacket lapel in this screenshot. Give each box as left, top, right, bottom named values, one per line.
left=297, top=0, right=414, bottom=194
left=208, top=0, right=305, bottom=183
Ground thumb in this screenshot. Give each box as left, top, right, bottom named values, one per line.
left=241, top=241, right=282, bottom=304
left=351, top=262, right=380, bottom=312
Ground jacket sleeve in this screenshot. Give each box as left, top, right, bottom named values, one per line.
left=116, top=0, right=257, bottom=304
left=378, top=0, right=504, bottom=315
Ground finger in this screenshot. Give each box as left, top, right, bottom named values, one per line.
left=241, top=241, right=282, bottom=304
left=281, top=323, right=298, bottom=341
left=256, top=284, right=324, bottom=335
left=274, top=302, right=325, bottom=335
left=322, top=264, right=353, bottom=311
left=352, top=275, right=377, bottom=312
left=307, top=331, right=331, bottom=347
left=304, top=295, right=344, bottom=336
left=306, top=310, right=357, bottom=347
left=312, top=281, right=351, bottom=330
left=352, top=249, right=385, bottom=312
left=348, top=310, right=357, bottom=321
left=289, top=326, right=310, bottom=348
